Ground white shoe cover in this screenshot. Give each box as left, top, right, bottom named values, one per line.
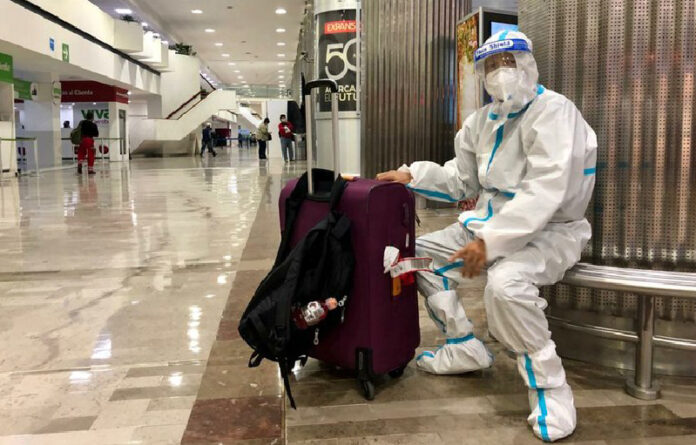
left=527, top=383, right=577, bottom=442
left=416, top=335, right=494, bottom=375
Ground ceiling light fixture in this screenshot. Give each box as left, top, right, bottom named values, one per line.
left=234, top=70, right=240, bottom=73
left=115, top=8, right=132, bottom=14
left=162, top=40, right=169, bottom=45
left=214, top=42, right=223, bottom=47
left=276, top=28, right=286, bottom=33
left=141, top=22, right=148, bottom=27
left=228, top=62, right=236, bottom=66
left=205, top=28, right=215, bottom=33
left=237, top=76, right=244, bottom=79
left=279, top=75, right=285, bottom=79
left=222, top=53, right=230, bottom=57
left=275, top=8, right=287, bottom=14
left=278, top=62, right=286, bottom=66
left=277, top=42, right=286, bottom=46
left=277, top=54, right=285, bottom=57
left=191, top=9, right=203, bottom=14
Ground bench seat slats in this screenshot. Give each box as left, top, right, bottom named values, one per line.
left=562, top=263, right=696, bottom=299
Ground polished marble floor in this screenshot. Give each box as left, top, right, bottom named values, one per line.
left=0, top=149, right=298, bottom=444
left=1, top=148, right=695, bottom=444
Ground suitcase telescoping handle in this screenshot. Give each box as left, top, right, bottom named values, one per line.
left=303, top=79, right=340, bottom=195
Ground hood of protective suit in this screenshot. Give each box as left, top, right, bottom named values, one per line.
left=475, top=30, right=539, bottom=114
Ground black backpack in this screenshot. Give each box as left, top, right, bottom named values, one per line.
left=238, top=170, right=355, bottom=408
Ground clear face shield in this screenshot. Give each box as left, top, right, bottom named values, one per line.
left=474, top=36, right=538, bottom=105
left=474, top=51, right=517, bottom=77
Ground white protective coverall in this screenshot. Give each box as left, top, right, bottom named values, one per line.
left=401, top=30, right=597, bottom=442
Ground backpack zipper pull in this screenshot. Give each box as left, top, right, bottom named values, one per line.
left=313, top=328, right=320, bottom=345
left=338, top=295, right=347, bottom=323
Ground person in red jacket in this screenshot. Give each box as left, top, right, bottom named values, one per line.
left=278, top=114, right=294, bottom=162
left=77, top=111, right=99, bottom=175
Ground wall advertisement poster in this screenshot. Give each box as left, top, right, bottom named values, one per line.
left=316, top=9, right=358, bottom=113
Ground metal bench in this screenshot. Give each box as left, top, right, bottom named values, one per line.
left=548, top=263, right=696, bottom=400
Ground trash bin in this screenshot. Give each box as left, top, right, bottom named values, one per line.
left=294, top=134, right=307, bottom=160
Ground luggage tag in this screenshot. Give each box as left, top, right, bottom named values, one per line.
left=383, top=246, right=433, bottom=298
left=392, top=276, right=402, bottom=297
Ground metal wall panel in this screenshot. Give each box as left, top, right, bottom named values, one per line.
left=360, top=0, right=472, bottom=178
left=520, top=0, right=696, bottom=374
left=292, top=1, right=315, bottom=104
left=521, top=0, right=696, bottom=271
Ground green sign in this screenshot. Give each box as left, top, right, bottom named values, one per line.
left=52, top=81, right=61, bottom=105
left=62, top=43, right=70, bottom=62
left=81, top=109, right=109, bottom=121
left=0, top=53, right=13, bottom=84
left=13, top=78, right=33, bottom=100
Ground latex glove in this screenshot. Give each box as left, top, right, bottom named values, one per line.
left=449, top=239, right=487, bottom=278
left=376, top=170, right=412, bottom=184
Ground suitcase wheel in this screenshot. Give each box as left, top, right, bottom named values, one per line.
left=388, top=365, right=407, bottom=379
left=360, top=379, right=375, bottom=401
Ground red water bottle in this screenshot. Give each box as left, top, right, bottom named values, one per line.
left=293, top=298, right=338, bottom=329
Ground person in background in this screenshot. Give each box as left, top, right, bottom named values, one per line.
left=77, top=111, right=99, bottom=175
left=257, top=118, right=271, bottom=160
left=238, top=126, right=243, bottom=148
left=63, top=120, right=71, bottom=129
left=201, top=123, right=217, bottom=157
left=278, top=114, right=294, bottom=162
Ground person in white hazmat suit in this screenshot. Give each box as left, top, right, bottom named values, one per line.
left=377, top=30, right=597, bottom=442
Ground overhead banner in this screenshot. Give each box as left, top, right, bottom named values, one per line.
left=61, top=80, right=129, bottom=104
left=0, top=53, right=13, bottom=84
left=316, top=9, right=357, bottom=113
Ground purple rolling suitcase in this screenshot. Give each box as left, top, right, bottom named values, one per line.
left=278, top=79, right=420, bottom=399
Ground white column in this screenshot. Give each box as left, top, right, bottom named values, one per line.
left=314, top=0, right=361, bottom=176
left=22, top=82, right=61, bottom=169
left=266, top=100, right=287, bottom=160
left=107, top=101, right=129, bottom=162
left=146, top=95, right=163, bottom=119
left=0, top=81, right=16, bottom=175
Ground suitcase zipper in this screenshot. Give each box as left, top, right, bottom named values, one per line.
left=313, top=328, right=320, bottom=345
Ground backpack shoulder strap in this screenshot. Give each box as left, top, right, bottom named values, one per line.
left=280, top=357, right=297, bottom=409
left=248, top=351, right=264, bottom=367
left=329, top=176, right=348, bottom=211
left=274, top=173, right=309, bottom=266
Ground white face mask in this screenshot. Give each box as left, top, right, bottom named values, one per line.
left=485, top=67, right=520, bottom=102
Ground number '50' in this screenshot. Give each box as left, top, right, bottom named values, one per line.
left=324, top=38, right=357, bottom=81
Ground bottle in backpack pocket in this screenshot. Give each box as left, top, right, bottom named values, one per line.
left=293, top=298, right=338, bottom=329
